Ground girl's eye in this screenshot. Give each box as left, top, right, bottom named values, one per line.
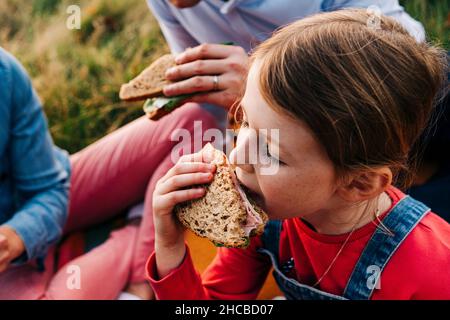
left=266, top=143, right=285, bottom=166
left=265, top=143, right=274, bottom=159
left=241, top=119, right=249, bottom=128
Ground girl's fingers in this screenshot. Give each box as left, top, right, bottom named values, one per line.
left=157, top=188, right=206, bottom=212
left=172, top=162, right=215, bottom=176
left=178, top=149, right=215, bottom=164
left=158, top=147, right=217, bottom=184
left=158, top=172, right=214, bottom=195
left=178, top=153, right=204, bottom=163
left=165, top=59, right=226, bottom=81
left=160, top=161, right=215, bottom=183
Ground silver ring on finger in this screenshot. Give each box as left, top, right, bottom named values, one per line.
left=212, top=75, right=220, bottom=91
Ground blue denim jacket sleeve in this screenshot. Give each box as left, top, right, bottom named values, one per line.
left=1, top=49, right=71, bottom=263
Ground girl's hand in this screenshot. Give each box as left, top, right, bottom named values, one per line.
left=152, top=147, right=216, bottom=278
left=163, top=43, right=249, bottom=110
left=0, top=226, right=25, bottom=273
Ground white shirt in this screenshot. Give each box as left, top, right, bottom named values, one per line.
left=147, top=0, right=425, bottom=54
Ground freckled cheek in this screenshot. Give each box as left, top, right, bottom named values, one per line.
left=258, top=177, right=299, bottom=215
left=259, top=169, right=335, bottom=216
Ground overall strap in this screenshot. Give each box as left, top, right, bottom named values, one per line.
left=260, top=220, right=283, bottom=264
left=343, top=196, right=430, bottom=299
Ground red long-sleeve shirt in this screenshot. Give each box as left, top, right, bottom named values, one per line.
left=147, top=187, right=450, bottom=299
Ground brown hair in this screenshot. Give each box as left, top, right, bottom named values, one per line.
left=250, top=9, right=448, bottom=189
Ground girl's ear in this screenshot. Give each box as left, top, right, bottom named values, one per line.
left=337, top=168, right=392, bottom=202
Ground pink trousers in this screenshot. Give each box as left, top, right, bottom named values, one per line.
left=0, top=103, right=217, bottom=299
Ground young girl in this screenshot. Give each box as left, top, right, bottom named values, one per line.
left=147, top=9, right=450, bottom=299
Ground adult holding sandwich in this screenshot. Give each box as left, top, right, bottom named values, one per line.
left=145, top=0, right=450, bottom=223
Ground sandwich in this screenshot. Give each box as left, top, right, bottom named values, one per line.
left=175, top=143, right=268, bottom=248
left=119, top=54, right=193, bottom=120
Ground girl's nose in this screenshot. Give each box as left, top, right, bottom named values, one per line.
left=229, top=130, right=255, bottom=174
left=230, top=148, right=254, bottom=173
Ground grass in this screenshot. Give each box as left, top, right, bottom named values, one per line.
left=0, top=0, right=168, bottom=153
left=0, top=0, right=448, bottom=153
left=400, top=0, right=449, bottom=48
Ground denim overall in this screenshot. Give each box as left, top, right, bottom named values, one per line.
left=257, top=196, right=430, bottom=300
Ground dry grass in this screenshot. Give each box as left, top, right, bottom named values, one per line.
left=1, top=0, right=168, bottom=153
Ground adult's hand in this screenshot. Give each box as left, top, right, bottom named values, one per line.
left=164, top=43, right=249, bottom=110
left=0, top=226, right=25, bottom=273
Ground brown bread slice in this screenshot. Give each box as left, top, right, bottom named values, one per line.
left=119, top=54, right=176, bottom=101
left=175, top=144, right=267, bottom=248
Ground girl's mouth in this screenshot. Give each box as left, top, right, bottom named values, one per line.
left=237, top=179, right=266, bottom=210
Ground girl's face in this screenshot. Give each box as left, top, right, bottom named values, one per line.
left=230, top=60, right=340, bottom=219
